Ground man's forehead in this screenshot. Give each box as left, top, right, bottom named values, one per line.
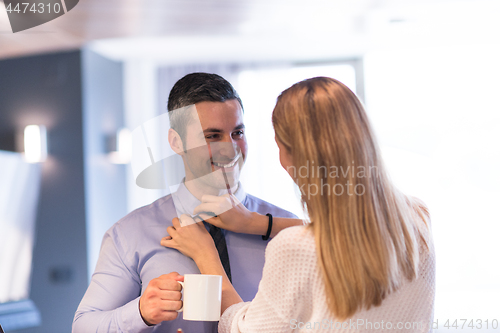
left=189, top=101, right=244, bottom=131
left=186, top=118, right=245, bottom=133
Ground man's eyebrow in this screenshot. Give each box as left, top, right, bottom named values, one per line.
left=203, top=128, right=223, bottom=133
left=202, top=124, right=245, bottom=133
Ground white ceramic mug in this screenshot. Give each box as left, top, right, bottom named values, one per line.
left=178, top=274, right=222, bottom=321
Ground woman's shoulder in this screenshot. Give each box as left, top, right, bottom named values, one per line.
left=407, top=196, right=431, bottom=227
left=267, top=225, right=316, bottom=256
left=273, top=224, right=313, bottom=242
left=264, top=225, right=320, bottom=287
left=406, top=196, right=434, bottom=252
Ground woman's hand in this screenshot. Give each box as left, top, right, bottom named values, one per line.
left=161, top=215, right=218, bottom=263
left=193, top=194, right=268, bottom=235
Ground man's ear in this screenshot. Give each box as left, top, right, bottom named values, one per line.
left=168, top=128, right=185, bottom=155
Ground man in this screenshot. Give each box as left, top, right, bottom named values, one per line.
left=72, top=73, right=297, bottom=333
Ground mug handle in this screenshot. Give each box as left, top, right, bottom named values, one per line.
left=176, top=281, right=184, bottom=312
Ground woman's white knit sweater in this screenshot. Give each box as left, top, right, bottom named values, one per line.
left=219, top=225, right=435, bottom=333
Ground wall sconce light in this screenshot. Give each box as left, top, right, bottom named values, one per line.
left=107, top=128, right=132, bottom=164
left=23, top=125, right=48, bottom=163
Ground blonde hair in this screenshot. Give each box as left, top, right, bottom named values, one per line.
left=272, top=77, right=430, bottom=320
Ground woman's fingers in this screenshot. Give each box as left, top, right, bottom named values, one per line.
left=166, top=225, right=177, bottom=237
left=200, top=194, right=223, bottom=203
left=195, top=201, right=231, bottom=216
left=172, top=217, right=182, bottom=228
left=198, top=215, right=223, bottom=227
left=179, top=214, right=196, bottom=227
left=196, top=195, right=242, bottom=214
left=161, top=237, right=176, bottom=248
left=193, top=203, right=219, bottom=215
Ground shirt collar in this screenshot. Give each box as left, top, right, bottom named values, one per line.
left=171, top=180, right=247, bottom=217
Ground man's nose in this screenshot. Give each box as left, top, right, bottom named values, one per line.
left=221, top=133, right=235, bottom=144
left=220, top=142, right=238, bottom=159
left=211, top=141, right=239, bottom=160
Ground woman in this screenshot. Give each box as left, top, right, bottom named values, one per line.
left=162, top=77, right=435, bottom=332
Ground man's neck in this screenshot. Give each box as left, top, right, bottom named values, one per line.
left=184, top=178, right=239, bottom=201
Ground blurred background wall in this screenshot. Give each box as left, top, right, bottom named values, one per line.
left=0, top=51, right=88, bottom=332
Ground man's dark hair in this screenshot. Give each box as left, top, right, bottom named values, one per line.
left=167, top=73, right=243, bottom=141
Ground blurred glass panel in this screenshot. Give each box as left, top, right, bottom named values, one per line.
left=0, top=150, right=41, bottom=304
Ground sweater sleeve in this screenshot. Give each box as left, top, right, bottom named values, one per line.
left=219, top=226, right=317, bottom=333
left=72, top=228, right=154, bottom=333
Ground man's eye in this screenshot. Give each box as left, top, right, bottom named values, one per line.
left=205, top=134, right=220, bottom=140
left=232, top=131, right=244, bottom=138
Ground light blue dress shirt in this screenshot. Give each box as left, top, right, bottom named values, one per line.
left=73, top=183, right=297, bottom=333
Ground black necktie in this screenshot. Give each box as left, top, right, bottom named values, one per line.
left=208, top=225, right=232, bottom=283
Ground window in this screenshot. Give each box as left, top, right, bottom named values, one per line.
left=364, top=44, right=500, bottom=325
left=236, top=62, right=360, bottom=219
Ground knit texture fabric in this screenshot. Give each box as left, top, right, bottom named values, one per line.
left=219, top=225, right=435, bottom=333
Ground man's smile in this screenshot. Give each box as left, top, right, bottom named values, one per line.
left=211, top=152, right=242, bottom=169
